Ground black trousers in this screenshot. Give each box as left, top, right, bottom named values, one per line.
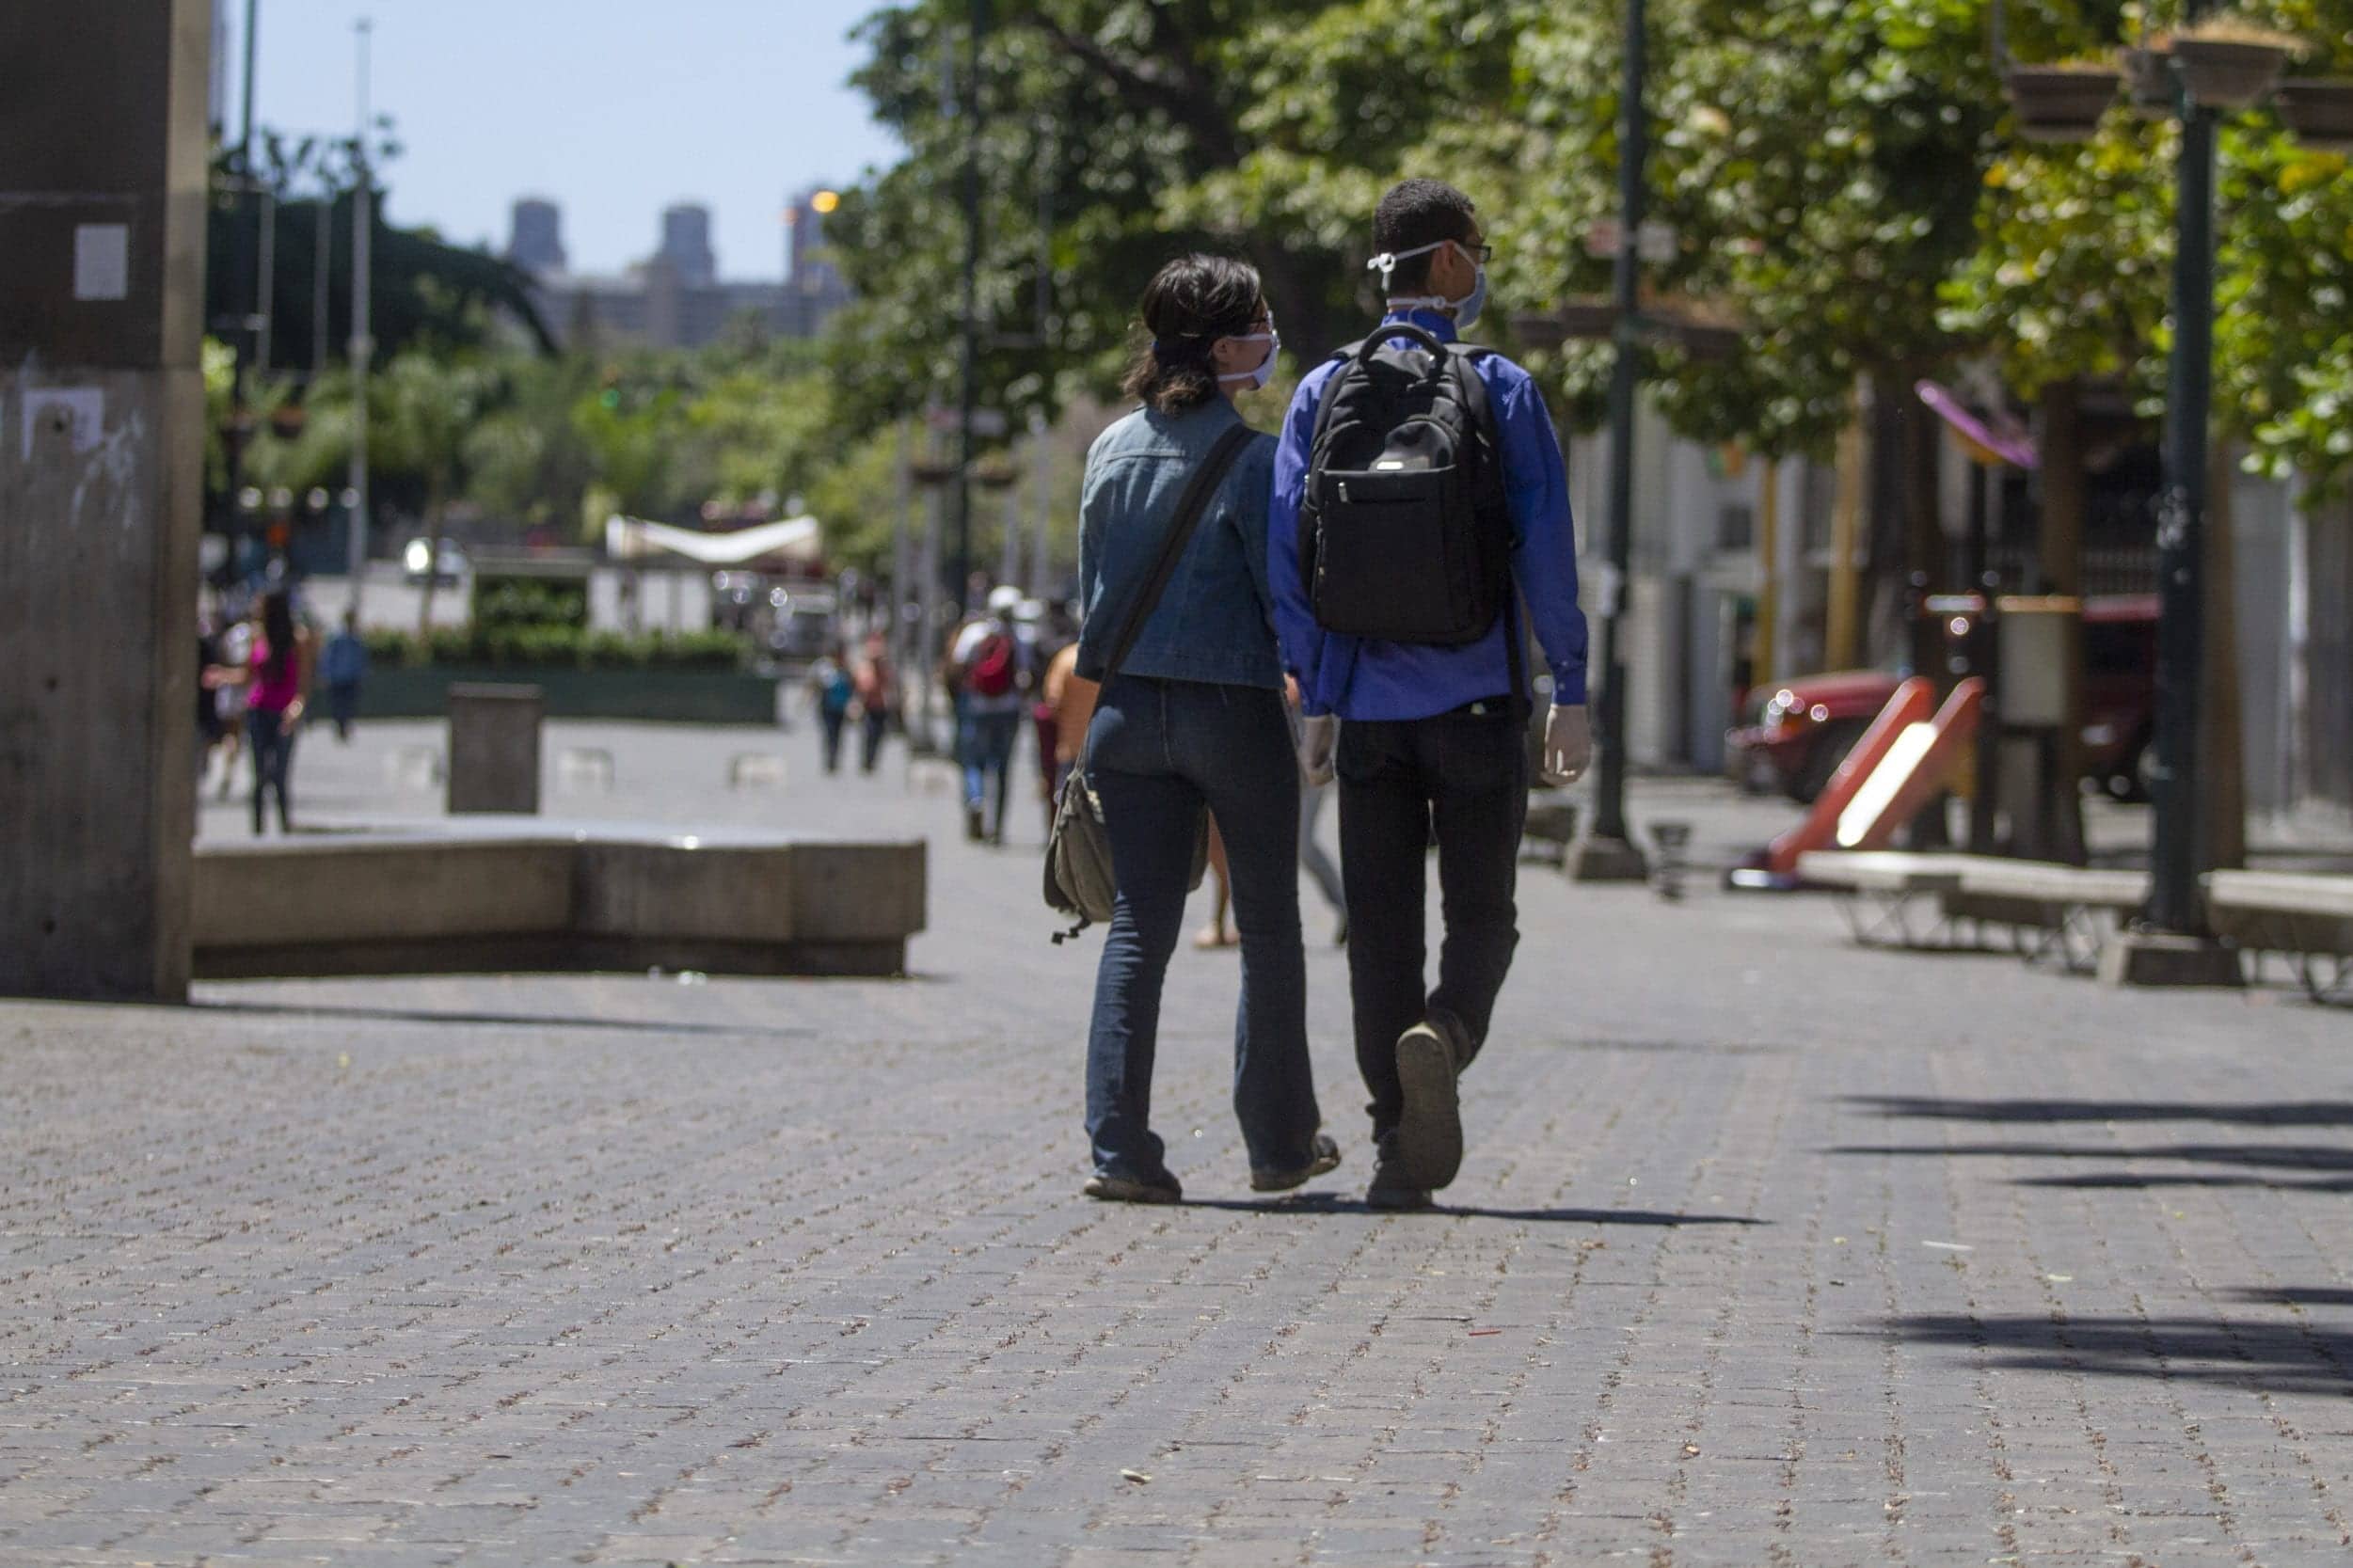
left=1337, top=706, right=1527, bottom=1140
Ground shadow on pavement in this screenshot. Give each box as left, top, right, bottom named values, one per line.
left=194, top=998, right=810, bottom=1038
left=1828, top=1139, right=2353, bottom=1193
left=2230, top=1287, right=2353, bottom=1308
left=1881, top=1311, right=2353, bottom=1397
left=1846, top=1095, right=2353, bottom=1128
left=1178, top=1195, right=1764, bottom=1225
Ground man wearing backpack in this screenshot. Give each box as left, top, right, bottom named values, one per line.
left=948, top=584, right=1031, bottom=844
left=1269, top=178, right=1592, bottom=1211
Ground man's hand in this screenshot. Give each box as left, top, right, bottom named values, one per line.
left=1541, top=703, right=1591, bottom=786
left=1298, top=714, right=1338, bottom=787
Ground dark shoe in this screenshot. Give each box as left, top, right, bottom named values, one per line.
left=1365, top=1135, right=1432, bottom=1211
left=963, top=804, right=986, bottom=842
left=1393, top=1011, right=1471, bottom=1192
left=1250, top=1132, right=1343, bottom=1194
left=1084, top=1169, right=1183, bottom=1205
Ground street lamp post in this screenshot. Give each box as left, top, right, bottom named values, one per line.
left=1567, top=0, right=1651, bottom=882
left=950, top=0, right=987, bottom=611
left=2104, top=0, right=2244, bottom=986
left=344, top=19, right=374, bottom=621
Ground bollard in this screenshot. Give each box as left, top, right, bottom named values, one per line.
left=1649, top=820, right=1693, bottom=902
left=447, top=684, right=544, bottom=814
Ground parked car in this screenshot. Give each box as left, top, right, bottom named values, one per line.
left=767, top=587, right=839, bottom=662
left=400, top=537, right=469, bottom=586
left=1728, top=594, right=2159, bottom=803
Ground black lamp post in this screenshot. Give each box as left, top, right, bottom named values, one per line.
left=1566, top=0, right=1652, bottom=883
left=950, top=0, right=988, bottom=611
left=1988, top=0, right=2295, bottom=981
left=2140, top=0, right=2222, bottom=949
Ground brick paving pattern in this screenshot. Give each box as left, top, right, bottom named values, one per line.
left=4, top=721, right=2348, bottom=1564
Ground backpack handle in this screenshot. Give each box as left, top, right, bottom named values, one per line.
left=1349, top=321, right=1452, bottom=380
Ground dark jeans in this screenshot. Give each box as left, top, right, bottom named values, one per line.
left=1337, top=706, right=1528, bottom=1140
left=327, top=681, right=359, bottom=740
left=961, top=707, right=1022, bottom=835
left=860, top=710, right=889, bottom=773
left=247, top=706, right=296, bottom=835
left=1084, top=675, right=1321, bottom=1180
left=819, top=706, right=848, bottom=773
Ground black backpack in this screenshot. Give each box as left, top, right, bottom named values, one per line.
left=1300, top=321, right=1512, bottom=647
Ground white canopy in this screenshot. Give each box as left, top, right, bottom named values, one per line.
left=604, top=514, right=822, bottom=567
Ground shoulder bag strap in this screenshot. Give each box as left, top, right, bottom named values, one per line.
left=1100, top=422, right=1253, bottom=683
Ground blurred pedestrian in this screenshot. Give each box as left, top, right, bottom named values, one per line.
left=208, top=589, right=311, bottom=835
left=946, top=585, right=1029, bottom=844
left=1041, top=637, right=1092, bottom=807
left=1271, top=178, right=1591, bottom=1209
left=807, top=641, right=855, bottom=775
left=320, top=609, right=368, bottom=742
left=852, top=632, right=897, bottom=775
left=211, top=599, right=252, bottom=800
left=1073, top=251, right=1337, bottom=1204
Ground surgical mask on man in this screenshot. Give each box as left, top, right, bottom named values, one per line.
left=1368, top=239, right=1487, bottom=330
left=1216, top=322, right=1280, bottom=390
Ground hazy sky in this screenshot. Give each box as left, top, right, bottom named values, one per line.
left=228, top=0, right=905, bottom=280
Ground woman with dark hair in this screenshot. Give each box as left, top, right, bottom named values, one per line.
left=228, top=590, right=311, bottom=835
left=1072, top=253, right=1340, bottom=1203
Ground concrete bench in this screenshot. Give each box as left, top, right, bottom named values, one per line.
left=2208, top=870, right=2353, bottom=1003
left=1946, top=862, right=2149, bottom=974
left=194, top=823, right=925, bottom=980
left=1796, top=851, right=1974, bottom=948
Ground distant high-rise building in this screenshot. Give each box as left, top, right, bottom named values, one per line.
left=507, top=198, right=567, bottom=276
left=785, top=185, right=852, bottom=335
left=659, top=202, right=718, bottom=289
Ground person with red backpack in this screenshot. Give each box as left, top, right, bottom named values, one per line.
left=948, top=585, right=1031, bottom=844
left=1269, top=179, right=1593, bottom=1211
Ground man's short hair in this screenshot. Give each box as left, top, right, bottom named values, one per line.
left=1374, top=179, right=1478, bottom=293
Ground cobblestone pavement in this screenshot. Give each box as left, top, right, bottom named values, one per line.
left=10, top=721, right=2352, bottom=1565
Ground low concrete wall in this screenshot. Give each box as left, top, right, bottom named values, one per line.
left=194, top=828, right=925, bottom=979
left=363, top=665, right=778, bottom=725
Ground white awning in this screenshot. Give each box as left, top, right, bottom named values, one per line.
left=603, top=514, right=822, bottom=566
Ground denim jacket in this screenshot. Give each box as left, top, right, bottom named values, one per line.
left=1075, top=399, right=1282, bottom=690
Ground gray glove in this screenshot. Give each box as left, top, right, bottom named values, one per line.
left=1542, top=704, right=1592, bottom=786
left=1298, top=714, right=1338, bottom=787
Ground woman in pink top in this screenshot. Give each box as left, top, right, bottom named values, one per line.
left=215, top=591, right=311, bottom=835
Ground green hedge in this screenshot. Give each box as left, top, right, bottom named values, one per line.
left=362, top=625, right=748, bottom=673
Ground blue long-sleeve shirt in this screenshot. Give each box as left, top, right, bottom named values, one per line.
left=1269, top=308, right=1588, bottom=720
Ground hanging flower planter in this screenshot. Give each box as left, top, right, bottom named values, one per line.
left=2124, top=45, right=2175, bottom=115
left=1512, top=300, right=1618, bottom=350
left=2004, top=65, right=2122, bottom=142
left=2172, top=31, right=2296, bottom=111
left=1668, top=319, right=1743, bottom=362
left=1553, top=299, right=1620, bottom=341
left=2277, top=78, right=2353, bottom=152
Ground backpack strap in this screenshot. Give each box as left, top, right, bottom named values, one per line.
left=1093, top=422, right=1254, bottom=684
left=1445, top=344, right=1534, bottom=719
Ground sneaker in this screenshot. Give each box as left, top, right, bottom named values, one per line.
left=1250, top=1132, right=1343, bottom=1194
left=1083, top=1169, right=1183, bottom=1205
left=1365, top=1134, right=1433, bottom=1211
left=1393, top=1011, right=1471, bottom=1192
left=964, top=803, right=986, bottom=842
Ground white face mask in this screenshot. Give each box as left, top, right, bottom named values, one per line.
left=1216, top=321, right=1280, bottom=390
left=1368, top=239, right=1487, bottom=329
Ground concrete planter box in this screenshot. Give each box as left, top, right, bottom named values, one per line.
left=193, top=825, right=927, bottom=979
left=363, top=663, right=777, bottom=724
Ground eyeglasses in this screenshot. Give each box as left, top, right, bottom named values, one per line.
left=1460, top=240, right=1495, bottom=264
